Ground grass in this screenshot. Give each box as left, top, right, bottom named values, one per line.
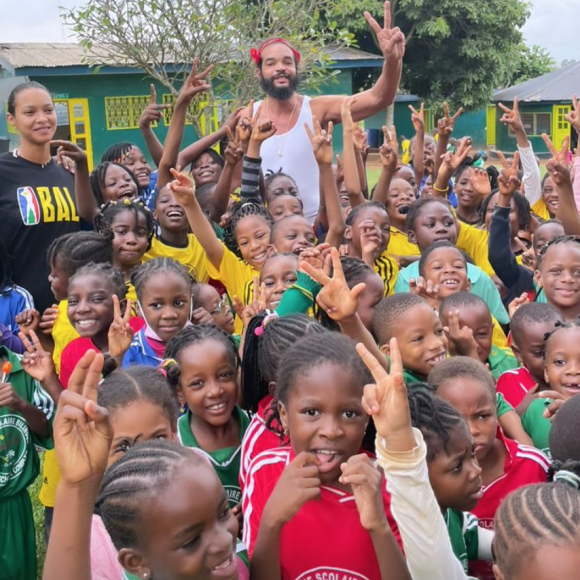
left=29, top=452, right=46, bottom=580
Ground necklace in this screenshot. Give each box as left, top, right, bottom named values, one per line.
left=14, top=148, right=52, bottom=169
left=265, top=97, right=299, bottom=158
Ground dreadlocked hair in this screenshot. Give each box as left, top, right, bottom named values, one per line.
left=46, top=231, right=114, bottom=276
left=345, top=201, right=388, bottom=227
left=492, top=483, right=580, bottom=579
left=479, top=190, right=531, bottom=231
left=407, top=387, right=466, bottom=462
left=94, top=199, right=154, bottom=251
left=70, top=262, right=126, bottom=298
left=131, top=257, right=194, bottom=303
left=273, top=331, right=375, bottom=451
left=164, top=324, right=240, bottom=391
left=89, top=162, right=140, bottom=207
left=225, top=201, right=273, bottom=259
left=241, top=313, right=325, bottom=414
left=95, top=441, right=210, bottom=551
left=536, top=234, right=580, bottom=269
left=97, top=366, right=179, bottom=426
left=0, top=238, right=15, bottom=294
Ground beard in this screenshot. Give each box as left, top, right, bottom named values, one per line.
left=260, top=73, right=300, bottom=100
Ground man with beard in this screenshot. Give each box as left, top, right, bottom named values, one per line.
left=249, top=1, right=405, bottom=222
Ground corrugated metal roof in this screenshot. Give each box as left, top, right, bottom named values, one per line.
left=493, top=61, right=580, bottom=103
left=0, top=42, right=382, bottom=70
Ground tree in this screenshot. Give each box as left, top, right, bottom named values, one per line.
left=325, top=0, right=531, bottom=111
left=63, top=0, right=354, bottom=135
left=508, top=44, right=556, bottom=86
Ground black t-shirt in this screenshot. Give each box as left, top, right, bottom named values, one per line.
left=0, top=152, right=80, bottom=311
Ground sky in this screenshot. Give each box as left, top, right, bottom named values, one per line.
left=0, top=0, right=578, bottom=63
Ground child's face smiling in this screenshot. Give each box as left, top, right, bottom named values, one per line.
left=422, top=247, right=469, bottom=298
left=385, top=303, right=448, bottom=378
left=268, top=194, right=303, bottom=222
left=260, top=254, right=298, bottom=310
left=139, top=272, right=191, bottom=342
left=67, top=274, right=116, bottom=348
left=443, top=304, right=493, bottom=364
left=124, top=462, right=239, bottom=580
left=536, top=243, right=580, bottom=315
left=279, top=362, right=367, bottom=487
left=427, top=422, right=483, bottom=512
left=120, top=146, right=151, bottom=189
left=542, top=175, right=559, bottom=215
left=483, top=192, right=519, bottom=237
left=155, top=187, right=188, bottom=233
left=544, top=326, right=580, bottom=399
left=386, top=178, right=414, bottom=227
left=270, top=216, right=316, bottom=256
left=407, top=202, right=457, bottom=251
left=346, top=206, right=390, bottom=259
left=102, top=164, right=139, bottom=203
left=191, top=152, right=222, bottom=187
left=111, top=210, right=150, bottom=271
left=177, top=341, right=238, bottom=427
left=235, top=215, right=272, bottom=269
left=455, top=168, right=479, bottom=211
left=436, top=377, right=498, bottom=465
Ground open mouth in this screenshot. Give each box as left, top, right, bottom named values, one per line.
left=76, top=319, right=97, bottom=328
left=166, top=208, right=185, bottom=219
left=198, top=169, right=215, bottom=179
left=441, top=278, right=460, bottom=288
left=206, top=401, right=229, bottom=415
left=312, top=449, right=342, bottom=473
left=210, top=552, right=237, bottom=577
left=252, top=252, right=268, bottom=263
left=561, top=383, right=580, bottom=393
left=426, top=352, right=447, bottom=366
left=555, top=288, right=578, bottom=298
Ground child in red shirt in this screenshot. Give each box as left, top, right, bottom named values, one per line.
left=243, top=332, right=407, bottom=580
left=429, top=356, right=550, bottom=580
left=239, top=313, right=325, bottom=493
left=497, top=302, right=563, bottom=411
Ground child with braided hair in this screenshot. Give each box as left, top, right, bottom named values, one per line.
left=163, top=324, right=250, bottom=511
left=89, top=161, right=140, bottom=206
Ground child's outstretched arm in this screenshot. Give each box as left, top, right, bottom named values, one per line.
left=157, top=59, right=213, bottom=192
left=306, top=118, right=346, bottom=247
left=353, top=123, right=370, bottom=196
left=357, top=340, right=471, bottom=580
left=138, top=84, right=171, bottom=168
left=169, top=167, right=225, bottom=268
left=409, top=103, right=425, bottom=187
left=372, top=125, right=398, bottom=205
left=242, top=116, right=277, bottom=203
left=565, top=96, right=580, bottom=209
left=433, top=137, right=472, bottom=198
left=43, top=350, right=112, bottom=580
left=434, top=102, right=463, bottom=180
left=341, top=98, right=366, bottom=209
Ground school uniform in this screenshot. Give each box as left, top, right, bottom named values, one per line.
left=387, top=226, right=421, bottom=258
left=178, top=406, right=250, bottom=508
left=0, top=284, right=34, bottom=333
left=403, top=368, right=427, bottom=384
left=521, top=398, right=553, bottom=455
left=455, top=223, right=494, bottom=277
left=243, top=447, right=402, bottom=580
left=0, top=347, right=54, bottom=580
left=487, top=346, right=518, bottom=381
left=122, top=328, right=164, bottom=368
left=469, top=430, right=549, bottom=580
left=239, top=394, right=285, bottom=494
left=374, top=252, right=399, bottom=297
left=496, top=366, right=536, bottom=409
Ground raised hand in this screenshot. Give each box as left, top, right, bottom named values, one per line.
left=470, top=167, right=492, bottom=198
left=177, top=58, right=213, bottom=104
left=498, top=97, right=525, bottom=134
left=439, top=137, right=472, bottom=175
left=546, top=158, right=573, bottom=188
left=108, top=295, right=134, bottom=360
left=356, top=338, right=414, bottom=449
left=508, top=292, right=530, bottom=319
left=409, top=276, right=440, bottom=309
left=238, top=99, right=262, bottom=144
left=299, top=243, right=331, bottom=273
left=305, top=117, right=334, bottom=166
left=409, top=102, right=425, bottom=133
left=513, top=239, right=535, bottom=271
left=168, top=166, right=197, bottom=208
left=565, top=95, right=580, bottom=135
left=497, top=150, right=521, bottom=178
left=359, top=220, right=382, bottom=265
left=364, top=1, right=405, bottom=61
left=53, top=350, right=113, bottom=486
left=437, top=102, right=463, bottom=138
left=443, top=310, right=479, bottom=359
left=300, top=247, right=366, bottom=321
left=542, top=133, right=570, bottom=166
left=339, top=454, right=387, bottom=532
left=223, top=127, right=244, bottom=166
left=19, top=330, right=56, bottom=383
left=379, top=125, right=398, bottom=170
left=498, top=167, right=521, bottom=198
left=50, top=140, right=88, bottom=169
left=139, top=84, right=170, bottom=128
left=15, top=309, right=40, bottom=336
left=353, top=123, right=369, bottom=153
left=250, top=119, right=277, bottom=144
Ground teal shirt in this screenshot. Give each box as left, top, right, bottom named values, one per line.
left=395, top=261, right=509, bottom=324
left=521, top=398, right=552, bottom=455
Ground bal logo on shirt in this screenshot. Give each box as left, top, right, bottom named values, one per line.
left=0, top=414, right=30, bottom=486
left=16, top=185, right=79, bottom=226
left=296, top=568, right=369, bottom=580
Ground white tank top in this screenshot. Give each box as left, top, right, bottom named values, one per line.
left=254, top=96, right=319, bottom=223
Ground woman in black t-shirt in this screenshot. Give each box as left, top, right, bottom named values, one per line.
left=0, top=82, right=95, bottom=311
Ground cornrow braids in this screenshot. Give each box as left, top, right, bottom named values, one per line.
left=345, top=201, right=388, bottom=227
left=536, top=234, right=580, bottom=269
left=164, top=324, right=240, bottom=390
left=101, top=141, right=134, bottom=165
left=226, top=201, right=273, bottom=259
left=69, top=262, right=127, bottom=299
left=94, top=199, right=155, bottom=250
left=418, top=241, right=466, bottom=278
left=96, top=440, right=208, bottom=550
left=46, top=231, right=114, bottom=276
left=406, top=196, right=454, bottom=232
left=90, top=162, right=140, bottom=207
left=510, top=302, right=563, bottom=348
left=0, top=238, right=14, bottom=293
left=97, top=366, right=179, bottom=426
left=492, top=483, right=580, bottom=579
left=407, top=387, right=465, bottom=462
left=131, top=257, right=194, bottom=303
left=241, top=313, right=325, bottom=414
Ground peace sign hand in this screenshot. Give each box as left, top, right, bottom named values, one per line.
left=357, top=338, right=414, bottom=450
left=379, top=125, right=398, bottom=170
left=546, top=158, right=572, bottom=188
left=139, top=84, right=171, bottom=128
left=542, top=133, right=571, bottom=167
left=497, top=150, right=521, bottom=178
left=177, top=58, right=213, bottom=104
left=300, top=247, right=365, bottom=321
left=565, top=95, right=580, bottom=135
left=409, top=103, right=425, bottom=133
left=108, top=295, right=134, bottom=360
left=19, top=329, right=56, bottom=383
left=168, top=166, right=197, bottom=208
left=238, top=100, right=262, bottom=144
left=498, top=97, right=525, bottom=135
left=54, top=350, right=112, bottom=487
left=438, top=102, right=464, bottom=137
left=364, top=1, right=405, bottom=61
left=439, top=137, right=472, bottom=174
left=224, top=127, right=244, bottom=166
left=498, top=167, right=521, bottom=198
left=305, top=117, right=334, bottom=166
